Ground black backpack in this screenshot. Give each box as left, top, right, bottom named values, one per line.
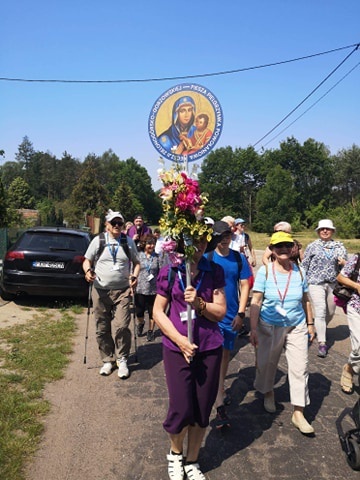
left=94, top=232, right=131, bottom=267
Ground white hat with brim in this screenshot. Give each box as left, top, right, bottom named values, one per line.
left=105, top=209, right=124, bottom=223
left=315, top=219, right=335, bottom=231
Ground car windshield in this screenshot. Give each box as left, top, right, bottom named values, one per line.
left=17, top=232, right=87, bottom=252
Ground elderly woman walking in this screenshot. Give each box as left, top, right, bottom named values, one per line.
left=250, top=231, right=316, bottom=434
left=302, top=219, right=347, bottom=357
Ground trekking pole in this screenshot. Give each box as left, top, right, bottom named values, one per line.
left=130, top=289, right=138, bottom=363
left=83, top=282, right=93, bottom=364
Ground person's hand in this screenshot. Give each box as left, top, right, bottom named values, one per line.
left=231, top=314, right=243, bottom=332
left=184, top=285, right=197, bottom=305
left=249, top=329, right=258, bottom=348
left=85, top=269, right=96, bottom=283
left=308, top=324, right=316, bottom=343
left=129, top=275, right=138, bottom=289
left=337, top=257, right=346, bottom=266
left=178, top=336, right=198, bottom=363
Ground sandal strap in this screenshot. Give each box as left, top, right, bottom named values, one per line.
left=184, top=463, right=206, bottom=480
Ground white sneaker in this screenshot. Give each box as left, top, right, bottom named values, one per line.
left=167, top=452, right=184, bottom=480
left=117, top=357, right=129, bottom=379
left=99, top=362, right=113, bottom=376
left=184, top=463, right=205, bottom=480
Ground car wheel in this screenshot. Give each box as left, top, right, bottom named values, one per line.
left=0, top=288, right=16, bottom=301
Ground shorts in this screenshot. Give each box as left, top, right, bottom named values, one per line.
left=219, top=322, right=237, bottom=351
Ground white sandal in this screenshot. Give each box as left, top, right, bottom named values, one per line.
left=167, top=452, right=184, bottom=480
left=184, top=463, right=206, bottom=480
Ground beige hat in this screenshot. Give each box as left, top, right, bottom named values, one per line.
left=315, top=219, right=335, bottom=231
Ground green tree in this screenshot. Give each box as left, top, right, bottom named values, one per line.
left=0, top=177, right=7, bottom=226
left=332, top=145, right=360, bottom=205
left=111, top=182, right=143, bottom=222
left=253, top=165, right=298, bottom=232
left=7, top=177, right=35, bottom=209
left=70, top=158, right=108, bottom=217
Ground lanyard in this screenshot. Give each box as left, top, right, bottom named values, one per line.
left=145, top=254, right=154, bottom=272
left=322, top=242, right=335, bottom=260
left=106, top=233, right=120, bottom=265
left=177, top=269, right=205, bottom=292
left=272, top=262, right=292, bottom=306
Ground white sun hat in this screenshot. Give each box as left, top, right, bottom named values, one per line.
left=315, top=219, right=336, bottom=231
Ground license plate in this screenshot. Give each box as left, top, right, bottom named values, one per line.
left=32, top=261, right=65, bottom=269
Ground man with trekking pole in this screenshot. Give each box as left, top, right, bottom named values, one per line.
left=83, top=209, right=140, bottom=378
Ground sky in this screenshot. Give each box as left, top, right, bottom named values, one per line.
left=1, top=1, right=359, bottom=190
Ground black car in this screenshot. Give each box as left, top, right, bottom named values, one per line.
left=0, top=227, right=91, bottom=300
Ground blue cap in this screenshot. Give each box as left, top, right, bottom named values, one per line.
left=235, top=218, right=245, bottom=224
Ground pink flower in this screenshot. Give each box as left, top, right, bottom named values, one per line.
left=161, top=238, right=177, bottom=253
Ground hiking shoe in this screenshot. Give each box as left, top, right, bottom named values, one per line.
left=117, top=357, right=129, bottom=379
left=136, top=323, right=145, bottom=337
left=146, top=330, right=155, bottom=342
left=317, top=343, right=328, bottom=358
left=166, top=451, right=184, bottom=480
left=99, top=362, right=113, bottom=376
left=184, top=463, right=206, bottom=480
left=215, top=405, right=231, bottom=429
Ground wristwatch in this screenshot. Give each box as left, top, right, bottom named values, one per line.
left=237, top=312, right=245, bottom=319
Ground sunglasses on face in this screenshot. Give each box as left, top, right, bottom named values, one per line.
left=319, top=228, right=332, bottom=232
left=273, top=242, right=294, bottom=249
left=110, top=220, right=124, bottom=227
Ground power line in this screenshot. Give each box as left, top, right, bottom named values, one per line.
left=259, top=61, right=360, bottom=150
left=251, top=44, right=359, bottom=148
left=0, top=43, right=358, bottom=84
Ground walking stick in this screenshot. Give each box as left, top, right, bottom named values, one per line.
left=83, top=282, right=92, bottom=364
left=130, top=289, right=138, bottom=363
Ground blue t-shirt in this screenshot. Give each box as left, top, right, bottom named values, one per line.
left=254, top=263, right=308, bottom=327
left=205, top=250, right=251, bottom=326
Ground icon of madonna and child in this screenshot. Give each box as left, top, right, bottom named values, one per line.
left=157, top=96, right=213, bottom=156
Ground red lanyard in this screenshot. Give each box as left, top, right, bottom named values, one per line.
left=272, top=262, right=292, bottom=306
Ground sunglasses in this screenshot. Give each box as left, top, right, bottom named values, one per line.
left=319, top=227, right=332, bottom=232
left=110, top=220, right=124, bottom=227
left=273, top=242, right=294, bottom=249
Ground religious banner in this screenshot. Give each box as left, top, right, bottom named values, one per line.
left=148, top=83, right=223, bottom=162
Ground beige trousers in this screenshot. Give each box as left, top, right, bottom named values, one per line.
left=254, top=318, right=310, bottom=407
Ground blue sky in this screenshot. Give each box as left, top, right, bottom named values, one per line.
left=1, top=1, right=359, bottom=190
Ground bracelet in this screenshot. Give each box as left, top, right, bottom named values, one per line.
left=196, top=297, right=207, bottom=316
left=307, top=323, right=314, bottom=326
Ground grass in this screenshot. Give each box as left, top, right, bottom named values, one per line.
left=249, top=230, right=360, bottom=254
left=0, top=307, right=80, bottom=480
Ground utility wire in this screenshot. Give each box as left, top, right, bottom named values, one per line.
left=251, top=44, right=359, bottom=148
left=0, top=43, right=358, bottom=84
left=259, top=60, right=360, bottom=150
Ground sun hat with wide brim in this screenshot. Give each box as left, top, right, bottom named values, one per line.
left=315, top=219, right=336, bottom=231
left=269, top=231, right=294, bottom=246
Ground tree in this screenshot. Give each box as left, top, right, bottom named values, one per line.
left=0, top=177, right=7, bottom=226
left=7, top=177, right=35, bottom=209
left=111, top=182, right=143, bottom=222
left=70, top=158, right=108, bottom=218
left=253, top=165, right=298, bottom=232
left=332, top=145, right=360, bottom=205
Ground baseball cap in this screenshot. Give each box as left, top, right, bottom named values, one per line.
left=105, top=209, right=124, bottom=223
left=269, top=231, right=294, bottom=245
left=235, top=218, right=245, bottom=225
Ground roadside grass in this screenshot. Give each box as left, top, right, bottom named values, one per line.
left=250, top=230, right=360, bottom=254
left=0, top=308, right=79, bottom=480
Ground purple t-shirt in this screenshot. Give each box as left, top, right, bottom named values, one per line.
left=156, top=257, right=225, bottom=353
left=127, top=224, right=152, bottom=238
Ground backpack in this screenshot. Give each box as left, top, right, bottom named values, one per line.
left=94, top=232, right=131, bottom=267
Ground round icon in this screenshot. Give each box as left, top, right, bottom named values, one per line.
left=148, top=83, right=223, bottom=162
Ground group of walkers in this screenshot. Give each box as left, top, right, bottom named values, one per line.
left=82, top=210, right=360, bottom=480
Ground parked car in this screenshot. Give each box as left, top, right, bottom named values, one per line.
left=0, top=227, right=92, bottom=300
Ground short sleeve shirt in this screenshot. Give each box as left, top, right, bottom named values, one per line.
left=254, top=263, right=308, bottom=327
left=156, top=256, right=225, bottom=352
left=302, top=239, right=348, bottom=284
left=340, top=254, right=360, bottom=313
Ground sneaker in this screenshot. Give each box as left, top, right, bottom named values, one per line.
left=184, top=463, right=206, bottom=480
left=146, top=330, right=155, bottom=342
left=215, top=405, right=231, bottom=429
left=117, top=357, right=129, bottom=379
left=136, top=323, right=145, bottom=337
left=317, top=343, right=328, bottom=358
left=167, top=451, right=184, bottom=480
left=99, top=362, right=113, bottom=376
